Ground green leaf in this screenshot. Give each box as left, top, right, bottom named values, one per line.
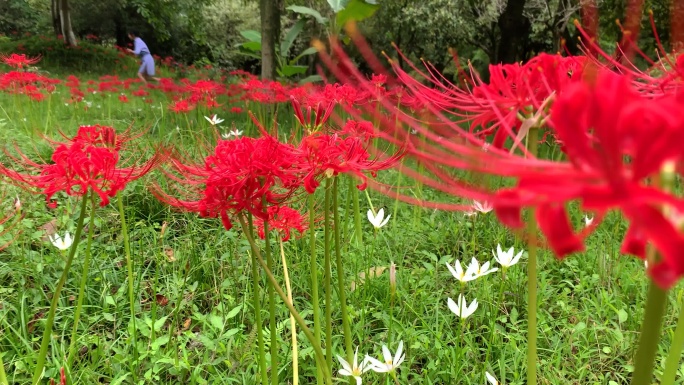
left=327, top=0, right=349, bottom=13
left=287, top=5, right=328, bottom=24
left=292, top=46, right=319, bottom=63
left=239, top=30, right=261, bottom=43
left=335, top=0, right=379, bottom=31
left=153, top=316, right=168, bottom=332
left=226, top=304, right=242, bottom=319
left=222, top=328, right=241, bottom=339
left=299, top=75, right=323, bottom=84
left=208, top=314, right=224, bottom=331
left=151, top=335, right=170, bottom=350
left=279, top=65, right=308, bottom=77
left=110, top=374, right=131, bottom=385
left=240, top=41, right=262, bottom=53
left=281, top=19, right=306, bottom=58
left=617, top=308, right=628, bottom=323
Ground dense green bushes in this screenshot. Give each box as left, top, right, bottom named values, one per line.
left=0, top=35, right=140, bottom=75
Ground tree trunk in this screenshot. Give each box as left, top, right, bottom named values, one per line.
left=260, top=0, right=281, bottom=80
left=52, top=0, right=77, bottom=46
left=672, top=0, right=684, bottom=51
left=616, top=0, right=645, bottom=63
left=496, top=0, right=529, bottom=64
left=51, top=0, right=60, bottom=36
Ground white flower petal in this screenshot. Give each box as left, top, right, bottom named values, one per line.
left=447, top=297, right=460, bottom=316
left=486, top=371, right=498, bottom=385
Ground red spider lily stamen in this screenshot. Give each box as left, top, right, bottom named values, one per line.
left=0, top=125, right=164, bottom=206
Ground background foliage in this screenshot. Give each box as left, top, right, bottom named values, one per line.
left=0, top=0, right=680, bottom=78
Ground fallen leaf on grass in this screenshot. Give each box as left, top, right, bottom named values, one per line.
left=350, top=266, right=388, bottom=292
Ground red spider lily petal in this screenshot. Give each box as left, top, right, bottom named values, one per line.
left=623, top=204, right=684, bottom=288
left=621, top=224, right=647, bottom=259
left=535, top=203, right=585, bottom=257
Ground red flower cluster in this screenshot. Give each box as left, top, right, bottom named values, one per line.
left=153, top=114, right=401, bottom=232
left=253, top=206, right=307, bottom=241
left=0, top=71, right=58, bottom=101
left=0, top=125, right=162, bottom=206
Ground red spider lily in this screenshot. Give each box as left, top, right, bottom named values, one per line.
left=290, top=96, right=335, bottom=132
left=0, top=125, right=163, bottom=206
left=318, top=27, right=684, bottom=288
left=253, top=205, right=307, bottom=241
left=1, top=53, right=41, bottom=69
left=169, top=99, right=195, bottom=113
left=49, top=367, right=67, bottom=385
left=151, top=131, right=302, bottom=231
left=297, top=129, right=403, bottom=193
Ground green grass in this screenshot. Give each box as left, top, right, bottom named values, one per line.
left=0, top=63, right=683, bottom=385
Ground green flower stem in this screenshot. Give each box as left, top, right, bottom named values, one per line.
left=323, top=178, right=333, bottom=371
left=66, top=193, right=97, bottom=367
left=247, top=215, right=268, bottom=385
left=0, top=347, right=8, bottom=385
left=631, top=281, right=668, bottom=385
left=278, top=238, right=299, bottom=385
left=117, top=192, right=138, bottom=383
left=351, top=178, right=362, bottom=247
left=264, top=219, right=278, bottom=385
left=238, top=215, right=332, bottom=385
left=333, top=178, right=353, bottom=363
left=32, top=194, right=90, bottom=385
left=308, top=193, right=323, bottom=385
left=484, top=268, right=508, bottom=375
left=661, top=291, right=684, bottom=385
left=526, top=126, right=539, bottom=385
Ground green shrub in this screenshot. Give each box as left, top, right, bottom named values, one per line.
left=0, top=35, right=139, bottom=75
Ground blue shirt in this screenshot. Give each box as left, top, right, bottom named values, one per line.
left=133, top=37, right=150, bottom=58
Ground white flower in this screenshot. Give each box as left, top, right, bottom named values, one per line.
left=473, top=200, right=493, bottom=214
left=366, top=340, right=405, bottom=373
left=337, top=347, right=371, bottom=385
left=204, top=114, right=224, bottom=126
left=493, top=244, right=523, bottom=268
left=447, top=294, right=478, bottom=319
left=49, top=232, right=74, bottom=250
left=445, top=259, right=477, bottom=283
left=367, top=208, right=390, bottom=229
left=486, top=372, right=499, bottom=385
left=584, top=215, right=594, bottom=227
left=222, top=129, right=243, bottom=139
left=467, top=257, right=498, bottom=278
